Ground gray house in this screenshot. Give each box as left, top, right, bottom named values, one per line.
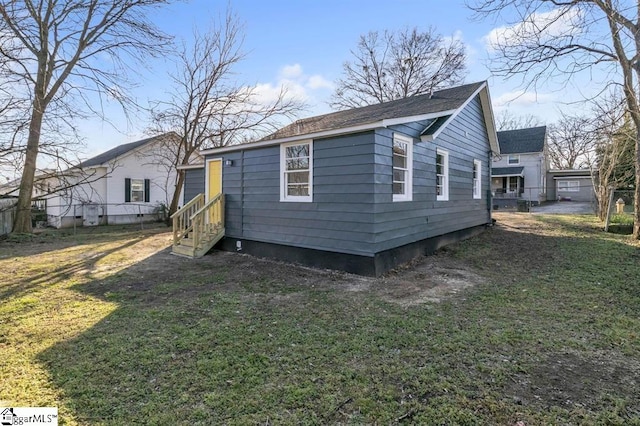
left=546, top=169, right=595, bottom=202
left=174, top=81, right=500, bottom=275
left=491, top=126, right=548, bottom=207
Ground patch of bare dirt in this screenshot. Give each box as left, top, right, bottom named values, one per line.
left=373, top=253, right=484, bottom=306
left=504, top=351, right=640, bottom=415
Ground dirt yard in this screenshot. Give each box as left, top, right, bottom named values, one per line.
left=1, top=213, right=639, bottom=424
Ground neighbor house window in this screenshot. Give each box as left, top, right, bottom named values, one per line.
left=508, top=154, right=520, bottom=164
left=473, top=159, right=482, bottom=199
left=125, top=178, right=150, bottom=202
left=393, top=134, right=413, bottom=201
left=281, top=140, right=312, bottom=202
left=558, top=180, right=580, bottom=192
left=508, top=176, right=519, bottom=192
left=436, top=148, right=449, bottom=201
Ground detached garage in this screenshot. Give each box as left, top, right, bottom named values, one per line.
left=547, top=169, right=595, bottom=202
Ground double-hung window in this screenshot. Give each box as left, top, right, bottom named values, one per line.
left=281, top=140, right=312, bottom=202
left=393, top=134, right=413, bottom=201
left=473, top=160, right=482, bottom=199
left=508, top=154, right=520, bottom=165
left=436, top=149, right=449, bottom=201
left=125, top=178, right=150, bottom=203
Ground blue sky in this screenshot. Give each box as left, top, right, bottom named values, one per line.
left=77, top=0, right=597, bottom=159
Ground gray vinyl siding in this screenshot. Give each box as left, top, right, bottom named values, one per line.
left=218, top=132, right=378, bottom=256
left=198, top=94, right=491, bottom=257
left=372, top=95, right=492, bottom=252
left=183, top=168, right=205, bottom=204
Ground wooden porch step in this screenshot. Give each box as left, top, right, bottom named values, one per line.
left=171, top=228, right=225, bottom=258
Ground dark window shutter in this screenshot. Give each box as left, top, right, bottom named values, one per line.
left=125, top=178, right=131, bottom=202
left=144, top=179, right=150, bottom=202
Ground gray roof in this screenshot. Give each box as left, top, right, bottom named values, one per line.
left=78, top=133, right=177, bottom=168
left=496, top=126, right=546, bottom=154
left=261, top=82, right=485, bottom=141
left=492, top=166, right=524, bottom=177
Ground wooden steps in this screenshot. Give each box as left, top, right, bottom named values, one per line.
left=171, top=193, right=225, bottom=258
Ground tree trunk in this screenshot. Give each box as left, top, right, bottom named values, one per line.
left=634, top=127, right=640, bottom=239
left=12, top=104, right=45, bottom=234
left=168, top=169, right=186, bottom=217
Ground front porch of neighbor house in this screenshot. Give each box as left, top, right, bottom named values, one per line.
left=491, top=166, right=526, bottom=209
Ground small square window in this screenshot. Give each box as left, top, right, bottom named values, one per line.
left=508, top=155, right=520, bottom=165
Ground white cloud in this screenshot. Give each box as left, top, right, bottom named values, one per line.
left=483, top=8, right=582, bottom=52
left=252, top=64, right=333, bottom=107
left=280, top=64, right=303, bottom=79
left=494, top=90, right=553, bottom=107
left=443, top=30, right=478, bottom=66
left=307, top=74, right=333, bottom=90
left=493, top=90, right=554, bottom=108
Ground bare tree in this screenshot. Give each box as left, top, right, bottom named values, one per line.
left=469, top=0, right=640, bottom=238
left=0, top=0, right=172, bottom=233
left=495, top=110, right=543, bottom=131
left=149, top=11, right=304, bottom=217
left=588, top=93, right=636, bottom=219
left=547, top=112, right=597, bottom=169
left=330, top=27, right=466, bottom=110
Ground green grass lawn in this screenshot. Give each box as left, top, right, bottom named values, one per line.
left=1, top=217, right=639, bottom=425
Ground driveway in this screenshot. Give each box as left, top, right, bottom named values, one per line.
left=531, top=201, right=595, bottom=215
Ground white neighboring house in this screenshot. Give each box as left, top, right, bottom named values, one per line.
left=40, top=132, right=194, bottom=228
left=491, top=126, right=549, bottom=205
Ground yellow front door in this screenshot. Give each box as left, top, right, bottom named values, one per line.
left=207, top=159, right=222, bottom=200
left=206, top=158, right=223, bottom=227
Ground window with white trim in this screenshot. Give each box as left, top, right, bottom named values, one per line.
left=558, top=180, right=580, bottom=192
left=392, top=134, right=413, bottom=201
left=473, top=159, right=482, bottom=199
left=436, top=149, right=449, bottom=201
left=280, top=141, right=312, bottom=202
left=508, top=154, right=520, bottom=164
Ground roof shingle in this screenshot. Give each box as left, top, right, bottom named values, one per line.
left=261, top=82, right=485, bottom=141
left=496, top=126, right=546, bottom=154
left=78, top=133, right=177, bottom=168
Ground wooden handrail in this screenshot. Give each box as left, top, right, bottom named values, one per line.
left=190, top=193, right=224, bottom=251
left=189, top=193, right=222, bottom=219
left=170, top=193, right=205, bottom=219
left=172, top=193, right=205, bottom=245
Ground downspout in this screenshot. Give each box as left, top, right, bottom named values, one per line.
left=488, top=149, right=493, bottom=222
left=241, top=149, right=245, bottom=238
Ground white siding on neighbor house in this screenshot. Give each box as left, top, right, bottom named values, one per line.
left=492, top=152, right=547, bottom=202
left=104, top=151, right=173, bottom=215
left=45, top=140, right=179, bottom=227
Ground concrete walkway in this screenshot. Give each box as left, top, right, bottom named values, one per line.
left=531, top=201, right=595, bottom=215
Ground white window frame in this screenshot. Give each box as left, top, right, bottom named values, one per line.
left=473, top=159, right=482, bottom=199
left=392, top=133, right=413, bottom=202
left=280, top=140, right=313, bottom=202
left=508, top=154, right=520, bottom=165
left=557, top=180, right=580, bottom=192
left=436, top=148, right=449, bottom=201
left=130, top=178, right=145, bottom=202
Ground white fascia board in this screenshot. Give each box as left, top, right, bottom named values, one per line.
left=421, top=82, right=501, bottom=155
left=426, top=82, right=487, bottom=141
left=200, top=111, right=455, bottom=156
left=177, top=163, right=205, bottom=170
left=380, top=110, right=457, bottom=127
left=479, top=85, right=500, bottom=155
